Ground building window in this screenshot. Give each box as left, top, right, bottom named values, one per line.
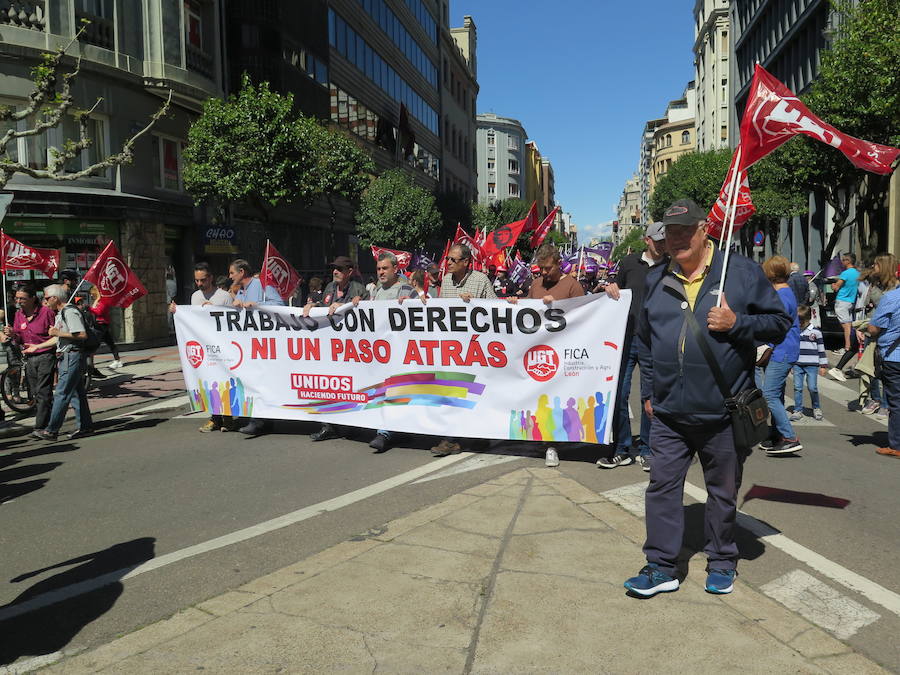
left=184, top=0, right=203, bottom=50
left=721, top=31, right=728, bottom=53
left=665, top=134, right=672, bottom=147
left=508, top=158, right=519, bottom=174
left=487, top=160, right=494, bottom=171
left=721, top=125, right=728, bottom=140
left=61, top=113, right=109, bottom=176
left=508, top=137, right=519, bottom=151
left=487, top=182, right=496, bottom=196
left=487, top=132, right=495, bottom=146
left=508, top=182, right=519, bottom=197
left=681, top=130, right=690, bottom=145
left=152, top=135, right=184, bottom=191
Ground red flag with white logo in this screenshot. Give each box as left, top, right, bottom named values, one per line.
left=82, top=241, right=147, bottom=309
left=482, top=202, right=538, bottom=258
left=739, top=64, right=900, bottom=174
left=452, top=224, right=486, bottom=267
left=260, top=241, right=301, bottom=301
left=0, top=231, right=60, bottom=278
left=371, top=246, right=412, bottom=270
left=529, top=206, right=560, bottom=249
left=706, top=146, right=756, bottom=240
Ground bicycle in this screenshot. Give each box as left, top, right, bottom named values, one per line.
left=0, top=344, right=94, bottom=417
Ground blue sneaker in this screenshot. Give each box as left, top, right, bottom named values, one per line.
left=705, top=568, right=736, bottom=594
left=624, top=564, right=679, bottom=597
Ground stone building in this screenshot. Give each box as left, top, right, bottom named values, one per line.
left=693, top=0, right=730, bottom=151
left=475, top=113, right=527, bottom=204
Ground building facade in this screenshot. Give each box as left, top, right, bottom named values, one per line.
left=475, top=113, right=526, bottom=204
left=440, top=14, right=478, bottom=203
left=693, top=0, right=730, bottom=151
left=617, top=173, right=641, bottom=225
left=1, top=0, right=225, bottom=344
left=638, top=118, right=666, bottom=222
left=650, top=82, right=696, bottom=191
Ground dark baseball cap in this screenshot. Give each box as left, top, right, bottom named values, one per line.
left=328, top=255, right=355, bottom=269
left=662, top=199, right=707, bottom=227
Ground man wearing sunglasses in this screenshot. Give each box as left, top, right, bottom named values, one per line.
left=306, top=256, right=366, bottom=316
left=431, top=244, right=496, bottom=457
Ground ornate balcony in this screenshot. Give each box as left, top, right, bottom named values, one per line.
left=186, top=43, right=213, bottom=80
left=75, top=8, right=114, bottom=50
left=0, top=0, right=47, bottom=31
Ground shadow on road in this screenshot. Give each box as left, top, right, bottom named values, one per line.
left=676, top=503, right=766, bottom=581
left=0, top=537, right=156, bottom=665
left=740, top=484, right=850, bottom=509
left=842, top=430, right=888, bottom=448
left=0, top=443, right=79, bottom=505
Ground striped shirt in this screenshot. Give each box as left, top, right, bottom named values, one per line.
left=795, top=325, right=827, bottom=366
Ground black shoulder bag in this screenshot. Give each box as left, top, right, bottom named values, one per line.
left=683, top=305, right=770, bottom=451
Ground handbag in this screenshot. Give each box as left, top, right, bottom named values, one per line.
left=683, top=306, right=770, bottom=451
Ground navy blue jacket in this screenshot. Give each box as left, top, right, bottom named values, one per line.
left=638, top=246, right=790, bottom=426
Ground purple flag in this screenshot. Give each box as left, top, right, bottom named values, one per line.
left=509, top=258, right=530, bottom=286
left=583, top=242, right=614, bottom=260
left=822, top=255, right=843, bottom=279
left=409, top=251, right=436, bottom=270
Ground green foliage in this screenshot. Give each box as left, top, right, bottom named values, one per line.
left=611, top=227, right=647, bottom=262
left=759, top=0, right=900, bottom=262
left=184, top=74, right=374, bottom=217
left=648, top=150, right=731, bottom=221
left=355, top=169, right=442, bottom=249
left=471, top=198, right=532, bottom=232
left=545, top=229, right=569, bottom=247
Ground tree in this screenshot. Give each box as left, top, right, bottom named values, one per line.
left=355, top=169, right=442, bottom=249
left=743, top=146, right=810, bottom=253
left=648, top=150, right=731, bottom=221
left=763, top=0, right=900, bottom=264
left=471, top=198, right=532, bottom=232
left=184, top=74, right=373, bottom=225
left=0, top=27, right=170, bottom=189
left=611, top=227, right=647, bottom=262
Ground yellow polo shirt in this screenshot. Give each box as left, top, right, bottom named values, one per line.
left=671, top=242, right=714, bottom=309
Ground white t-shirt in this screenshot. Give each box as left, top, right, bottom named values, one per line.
left=191, top=288, right=233, bottom=307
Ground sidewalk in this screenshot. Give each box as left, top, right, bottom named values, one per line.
left=44, top=468, right=885, bottom=674
left=0, top=347, right=184, bottom=434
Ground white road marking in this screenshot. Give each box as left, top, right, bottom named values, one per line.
left=0, top=651, right=64, bottom=674
left=816, top=377, right=886, bottom=427
left=601, top=483, right=648, bottom=517
left=412, top=454, right=519, bottom=483
left=126, top=395, right=190, bottom=416
left=0, top=453, right=473, bottom=623
left=681, top=482, right=900, bottom=619
left=761, top=570, right=880, bottom=639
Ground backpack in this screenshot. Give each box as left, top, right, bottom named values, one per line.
left=62, top=304, right=103, bottom=354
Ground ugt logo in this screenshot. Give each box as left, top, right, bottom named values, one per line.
left=268, top=257, right=289, bottom=287
left=524, top=345, right=559, bottom=382
left=185, top=341, right=205, bottom=368
left=99, top=257, right=128, bottom=296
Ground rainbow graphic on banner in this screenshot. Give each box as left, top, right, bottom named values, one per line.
left=191, top=377, right=255, bottom=417
left=284, top=371, right=485, bottom=414
left=509, top=390, right=613, bottom=442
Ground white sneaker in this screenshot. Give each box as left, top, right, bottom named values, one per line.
left=108, top=360, right=124, bottom=370
left=545, top=447, right=559, bottom=467
left=788, top=409, right=804, bottom=421
left=828, top=367, right=847, bottom=382
left=833, top=348, right=847, bottom=356
left=813, top=408, right=824, bottom=421
left=636, top=455, right=651, bottom=472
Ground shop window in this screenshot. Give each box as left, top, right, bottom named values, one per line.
left=152, top=135, right=184, bottom=191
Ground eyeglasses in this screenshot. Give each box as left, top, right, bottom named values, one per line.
left=445, top=256, right=463, bottom=263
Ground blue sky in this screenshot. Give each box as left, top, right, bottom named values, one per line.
left=453, top=1, right=696, bottom=243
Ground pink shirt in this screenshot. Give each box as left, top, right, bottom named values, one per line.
left=12, top=305, right=56, bottom=355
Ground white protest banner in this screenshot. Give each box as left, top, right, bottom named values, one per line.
left=174, top=292, right=631, bottom=444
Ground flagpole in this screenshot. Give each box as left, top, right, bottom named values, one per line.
left=262, top=240, right=270, bottom=304
left=718, top=150, right=743, bottom=251
left=1, top=229, right=7, bottom=325
left=65, top=279, right=86, bottom=306
left=716, top=146, right=743, bottom=308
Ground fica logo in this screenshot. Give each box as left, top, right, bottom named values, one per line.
left=524, top=345, right=559, bottom=382
left=185, top=341, right=205, bottom=369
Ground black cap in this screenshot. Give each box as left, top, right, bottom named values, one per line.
left=59, top=269, right=79, bottom=283
left=662, top=199, right=707, bottom=227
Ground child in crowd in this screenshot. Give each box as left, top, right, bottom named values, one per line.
left=791, top=304, right=828, bottom=421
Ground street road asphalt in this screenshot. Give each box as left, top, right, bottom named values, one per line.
left=0, top=347, right=897, bottom=671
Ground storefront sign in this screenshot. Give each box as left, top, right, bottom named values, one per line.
left=203, top=226, right=239, bottom=254
left=174, top=294, right=631, bottom=443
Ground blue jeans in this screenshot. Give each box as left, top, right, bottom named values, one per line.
left=882, top=362, right=900, bottom=449
left=762, top=359, right=795, bottom=440
left=792, top=364, right=820, bottom=410
left=614, top=339, right=650, bottom=457
left=47, top=351, right=92, bottom=433
left=868, top=378, right=888, bottom=408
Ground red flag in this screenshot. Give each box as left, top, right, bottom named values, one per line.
left=521, top=202, right=540, bottom=233
left=740, top=64, right=900, bottom=174
left=438, top=239, right=451, bottom=278
left=82, top=241, right=147, bottom=309
left=482, top=202, right=538, bottom=258
left=529, top=206, right=560, bottom=249
left=452, top=224, right=485, bottom=265
left=260, top=241, right=301, bottom=301
left=706, top=146, right=756, bottom=240
left=0, top=232, right=60, bottom=278
left=371, top=246, right=412, bottom=270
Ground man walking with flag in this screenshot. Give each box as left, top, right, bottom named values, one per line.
left=624, top=199, right=790, bottom=598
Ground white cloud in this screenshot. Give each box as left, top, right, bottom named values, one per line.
left=578, top=221, right=614, bottom=244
